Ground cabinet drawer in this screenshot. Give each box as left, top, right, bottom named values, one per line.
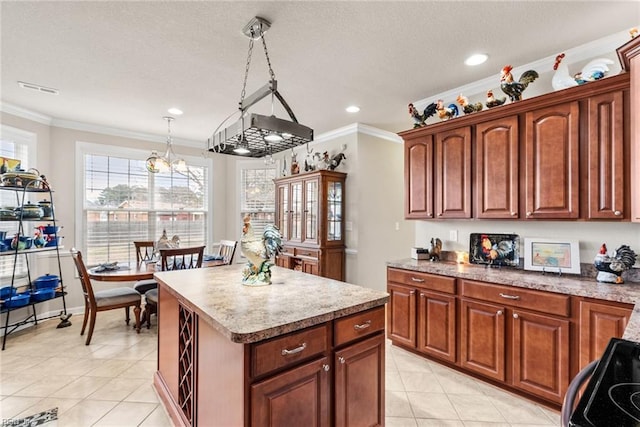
left=294, top=248, right=320, bottom=259
left=334, top=306, right=385, bottom=347
left=388, top=268, right=456, bottom=294
left=460, top=279, right=570, bottom=317
left=251, top=324, right=329, bottom=378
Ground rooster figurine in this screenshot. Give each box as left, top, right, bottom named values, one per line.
left=500, top=65, right=539, bottom=102
left=551, top=53, right=614, bottom=91
left=594, top=243, right=637, bottom=284
left=408, top=102, right=437, bottom=128
left=241, top=215, right=282, bottom=286
left=485, top=90, right=506, bottom=108
left=436, top=99, right=459, bottom=121
left=456, top=94, right=483, bottom=115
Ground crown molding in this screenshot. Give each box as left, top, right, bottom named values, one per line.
left=412, top=29, right=631, bottom=110
left=1, top=102, right=53, bottom=125
left=315, top=122, right=402, bottom=144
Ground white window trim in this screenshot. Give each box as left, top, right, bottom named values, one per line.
left=75, top=141, right=214, bottom=255
left=0, top=125, right=37, bottom=169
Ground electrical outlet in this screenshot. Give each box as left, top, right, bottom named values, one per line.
left=395, top=222, right=400, bottom=231
left=449, top=230, right=458, bottom=242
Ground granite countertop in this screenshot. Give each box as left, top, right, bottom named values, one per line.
left=387, top=258, right=640, bottom=342
left=154, top=264, right=389, bottom=344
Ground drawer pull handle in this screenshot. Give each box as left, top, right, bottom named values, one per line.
left=411, top=277, right=425, bottom=282
left=354, top=320, right=372, bottom=331
left=499, top=293, right=520, bottom=300
left=282, top=342, right=307, bottom=356
left=338, top=356, right=345, bottom=364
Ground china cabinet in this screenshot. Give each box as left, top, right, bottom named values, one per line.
left=275, top=170, right=346, bottom=281
left=0, top=175, right=66, bottom=350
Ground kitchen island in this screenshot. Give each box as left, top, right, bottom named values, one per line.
left=153, top=264, right=388, bottom=427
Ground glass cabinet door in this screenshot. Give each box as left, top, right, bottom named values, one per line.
left=304, top=178, right=319, bottom=244
left=327, top=180, right=343, bottom=242
left=290, top=182, right=303, bottom=242
left=276, top=183, right=289, bottom=240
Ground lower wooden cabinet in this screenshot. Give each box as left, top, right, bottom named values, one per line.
left=417, top=290, right=456, bottom=363
left=387, top=282, right=416, bottom=347
left=579, top=299, right=633, bottom=369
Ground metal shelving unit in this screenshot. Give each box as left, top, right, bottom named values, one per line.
left=0, top=176, right=67, bottom=350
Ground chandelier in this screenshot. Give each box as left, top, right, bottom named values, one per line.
left=146, top=116, right=187, bottom=173
left=207, top=16, right=314, bottom=158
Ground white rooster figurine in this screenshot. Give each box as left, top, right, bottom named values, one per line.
left=552, top=53, right=614, bottom=91
left=241, top=215, right=282, bottom=286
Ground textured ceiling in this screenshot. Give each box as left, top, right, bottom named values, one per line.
left=1, top=1, right=639, bottom=144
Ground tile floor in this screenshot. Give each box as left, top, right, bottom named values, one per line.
left=0, top=310, right=561, bottom=426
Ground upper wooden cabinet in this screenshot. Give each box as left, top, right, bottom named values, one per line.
left=275, top=170, right=346, bottom=281
left=524, top=101, right=579, bottom=219
left=399, top=72, right=630, bottom=221
left=474, top=116, right=519, bottom=219
left=617, top=36, right=640, bottom=222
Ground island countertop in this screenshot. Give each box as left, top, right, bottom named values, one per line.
left=154, top=264, right=389, bottom=344
left=387, top=258, right=640, bottom=341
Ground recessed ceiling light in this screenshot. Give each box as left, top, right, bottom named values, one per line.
left=464, top=53, right=488, bottom=66
left=168, top=107, right=183, bottom=115
left=346, top=105, right=360, bottom=113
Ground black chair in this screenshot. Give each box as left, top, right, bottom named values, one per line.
left=132, top=241, right=158, bottom=295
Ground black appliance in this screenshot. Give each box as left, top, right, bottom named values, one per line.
left=570, top=338, right=640, bottom=426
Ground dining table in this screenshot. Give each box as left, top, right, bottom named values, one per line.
left=88, top=259, right=227, bottom=282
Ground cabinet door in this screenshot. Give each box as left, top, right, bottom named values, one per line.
left=586, top=91, right=625, bottom=219
left=435, top=127, right=472, bottom=218
left=460, top=299, right=505, bottom=381
left=276, top=183, right=290, bottom=241
left=290, top=181, right=303, bottom=243
left=524, top=102, right=579, bottom=219
left=303, top=177, right=319, bottom=244
left=405, top=137, right=433, bottom=219
left=475, top=116, right=519, bottom=219
left=417, top=290, right=456, bottom=363
left=326, top=177, right=344, bottom=244
left=579, top=300, right=632, bottom=369
left=302, top=259, right=319, bottom=276
left=511, top=309, right=570, bottom=404
left=387, top=283, right=416, bottom=347
left=334, top=334, right=385, bottom=427
left=251, top=357, right=330, bottom=427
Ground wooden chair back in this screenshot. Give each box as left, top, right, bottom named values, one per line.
left=218, top=240, right=238, bottom=265
left=70, top=248, right=97, bottom=310
left=160, top=245, right=205, bottom=271
left=134, top=241, right=155, bottom=264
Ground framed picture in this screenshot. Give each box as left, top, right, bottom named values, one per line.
left=524, top=238, right=581, bottom=274
left=469, top=233, right=519, bottom=267
left=0, top=157, right=22, bottom=173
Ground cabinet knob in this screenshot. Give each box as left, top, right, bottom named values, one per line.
left=409, top=290, right=415, bottom=295
left=614, top=210, right=622, bottom=216
left=420, top=293, right=425, bottom=298
left=322, top=364, right=330, bottom=372
left=496, top=310, right=503, bottom=316
left=437, top=213, right=443, bottom=217
left=513, top=313, right=519, bottom=319
left=511, top=212, right=517, bottom=217
left=526, top=211, right=532, bottom=217
left=427, top=212, right=432, bottom=216
left=338, top=357, right=345, bottom=364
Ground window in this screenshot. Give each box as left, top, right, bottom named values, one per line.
left=0, top=125, right=37, bottom=280
left=78, top=142, right=210, bottom=266
left=239, top=164, right=276, bottom=238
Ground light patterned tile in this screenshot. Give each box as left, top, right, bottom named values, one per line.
left=118, top=360, right=157, bottom=379
left=489, top=394, right=555, bottom=425
left=13, top=397, right=81, bottom=417
left=400, top=371, right=444, bottom=393
left=84, top=359, right=136, bottom=377
left=407, top=392, right=459, bottom=420
left=462, top=422, right=510, bottom=427
left=386, top=390, right=415, bottom=418
left=139, top=404, right=172, bottom=427
left=123, top=381, right=160, bottom=403
left=386, top=417, right=419, bottom=427
left=386, top=371, right=405, bottom=391
left=88, top=377, right=148, bottom=401
left=92, top=401, right=157, bottom=426
left=0, top=373, right=42, bottom=396
left=447, top=394, right=505, bottom=422
left=416, top=420, right=464, bottom=427
left=395, top=353, right=434, bottom=373
left=11, top=375, right=78, bottom=397
left=540, top=406, right=561, bottom=425
left=53, top=376, right=111, bottom=399
left=57, top=399, right=118, bottom=426
left=0, top=396, right=43, bottom=420
left=434, top=370, right=484, bottom=395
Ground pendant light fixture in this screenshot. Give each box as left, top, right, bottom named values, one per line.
left=146, top=116, right=187, bottom=174
left=208, top=16, right=313, bottom=158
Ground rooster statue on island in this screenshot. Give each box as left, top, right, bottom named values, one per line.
left=240, top=215, right=282, bottom=286
left=593, top=243, right=637, bottom=284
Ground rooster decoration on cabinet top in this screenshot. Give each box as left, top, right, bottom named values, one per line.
left=485, top=90, right=506, bottom=108
left=593, top=243, right=637, bottom=284
left=436, top=99, right=459, bottom=121
left=241, top=215, right=282, bottom=286
left=408, top=102, right=437, bottom=128
left=456, top=94, right=483, bottom=114
left=551, top=53, right=614, bottom=91
left=500, top=65, right=539, bottom=102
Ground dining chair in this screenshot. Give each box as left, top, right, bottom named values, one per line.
left=141, top=245, right=206, bottom=328
left=70, top=248, right=141, bottom=345
left=217, top=240, right=237, bottom=265
left=134, top=240, right=155, bottom=264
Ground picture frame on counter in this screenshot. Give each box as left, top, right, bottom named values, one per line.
left=524, top=237, right=581, bottom=274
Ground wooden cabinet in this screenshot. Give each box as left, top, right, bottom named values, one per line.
left=404, top=136, right=433, bottom=219
left=584, top=90, right=626, bottom=219
left=524, top=101, right=579, bottom=219
left=474, top=116, right=519, bottom=219
left=617, top=37, right=640, bottom=222
left=579, top=299, right=633, bottom=369
left=275, top=170, right=346, bottom=281
left=435, top=126, right=472, bottom=218
left=387, top=268, right=456, bottom=363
